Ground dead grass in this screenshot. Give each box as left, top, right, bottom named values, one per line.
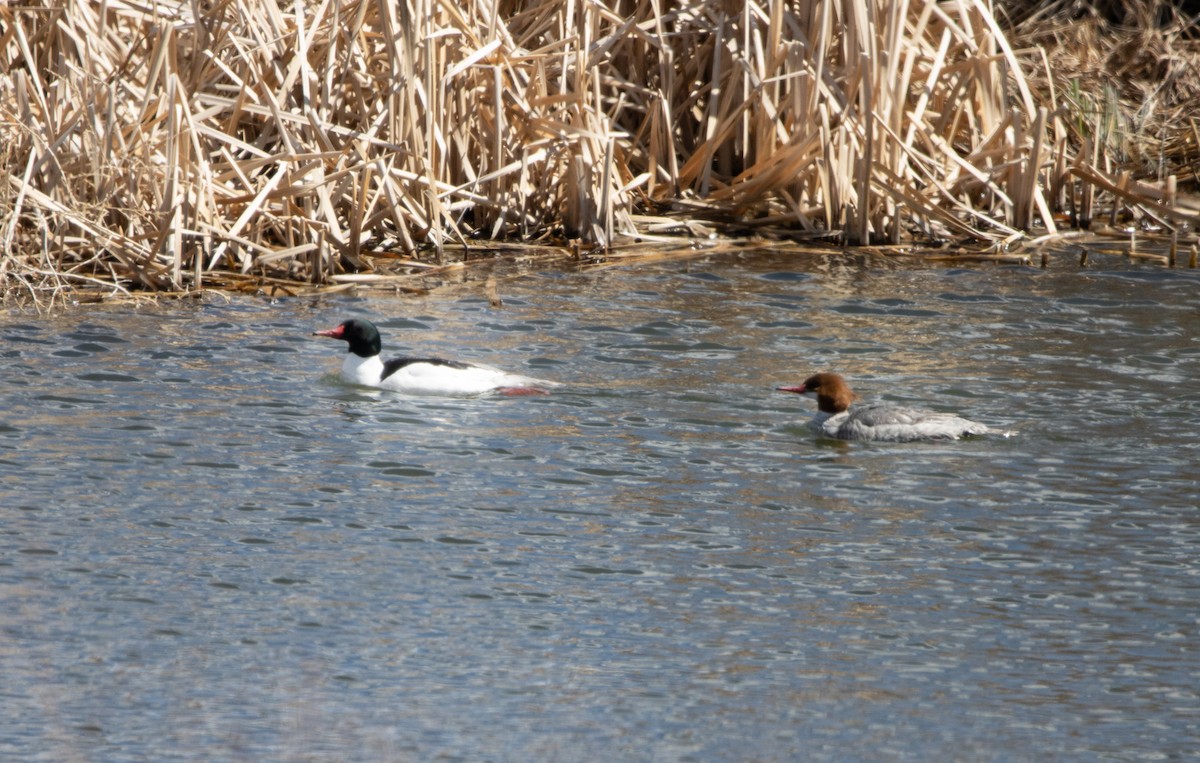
left=1, top=0, right=1196, bottom=306
left=1003, top=0, right=1200, bottom=185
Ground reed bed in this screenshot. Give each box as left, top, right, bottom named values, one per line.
left=2, top=0, right=1196, bottom=305
left=1005, top=0, right=1200, bottom=183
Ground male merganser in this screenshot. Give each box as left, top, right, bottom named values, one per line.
left=314, top=318, right=558, bottom=396
left=776, top=372, right=1011, bottom=442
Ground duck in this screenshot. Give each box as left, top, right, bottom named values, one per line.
left=776, top=372, right=1011, bottom=441
left=314, top=318, right=558, bottom=396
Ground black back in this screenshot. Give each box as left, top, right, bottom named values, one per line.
left=381, top=357, right=474, bottom=381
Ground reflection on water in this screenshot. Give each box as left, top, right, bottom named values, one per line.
left=2, top=254, right=1198, bottom=761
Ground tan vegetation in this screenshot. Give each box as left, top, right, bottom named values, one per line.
left=1004, top=0, right=1200, bottom=184
left=1, top=0, right=1196, bottom=305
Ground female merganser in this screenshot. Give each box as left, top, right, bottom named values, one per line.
left=776, top=372, right=1011, bottom=442
left=314, top=318, right=558, bottom=396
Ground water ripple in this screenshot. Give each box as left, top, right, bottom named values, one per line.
left=2, top=257, right=1197, bottom=761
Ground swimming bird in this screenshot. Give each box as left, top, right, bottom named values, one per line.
left=776, top=372, right=1010, bottom=441
left=314, top=318, right=558, bottom=396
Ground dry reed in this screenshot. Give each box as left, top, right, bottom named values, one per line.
left=1, top=0, right=1196, bottom=305
left=1005, top=0, right=1200, bottom=182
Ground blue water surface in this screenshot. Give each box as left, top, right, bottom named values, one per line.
left=2, top=251, right=1198, bottom=762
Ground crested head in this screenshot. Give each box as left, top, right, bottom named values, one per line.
left=313, top=318, right=382, bottom=358
left=777, top=371, right=857, bottom=414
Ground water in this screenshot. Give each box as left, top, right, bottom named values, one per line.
left=2, top=252, right=1198, bottom=761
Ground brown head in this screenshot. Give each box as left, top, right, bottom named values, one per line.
left=776, top=372, right=857, bottom=414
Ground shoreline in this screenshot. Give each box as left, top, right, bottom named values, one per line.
left=2, top=0, right=1197, bottom=306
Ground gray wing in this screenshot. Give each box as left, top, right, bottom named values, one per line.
left=836, top=404, right=994, bottom=441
